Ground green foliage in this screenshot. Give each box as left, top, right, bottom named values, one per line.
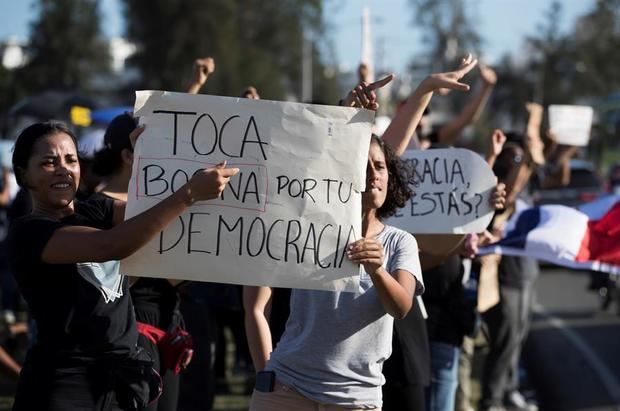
left=409, top=0, right=481, bottom=71
left=122, top=0, right=340, bottom=103
left=571, top=0, right=620, bottom=97
left=16, top=0, right=110, bottom=92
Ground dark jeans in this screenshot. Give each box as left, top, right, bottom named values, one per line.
left=480, top=283, right=533, bottom=408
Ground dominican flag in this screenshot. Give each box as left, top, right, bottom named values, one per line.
left=480, top=196, right=620, bottom=275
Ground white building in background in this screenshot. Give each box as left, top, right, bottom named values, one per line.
left=109, top=36, right=136, bottom=74
left=88, top=36, right=139, bottom=90
left=0, top=37, right=28, bottom=70
left=1, top=35, right=137, bottom=80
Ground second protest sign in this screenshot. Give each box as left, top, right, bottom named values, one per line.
left=388, top=148, right=496, bottom=234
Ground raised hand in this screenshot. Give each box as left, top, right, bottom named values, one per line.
left=193, top=57, right=215, bottom=86
left=346, top=238, right=385, bottom=275
left=187, top=57, right=215, bottom=94
left=490, top=129, right=507, bottom=158
left=242, top=86, right=260, bottom=100
left=479, top=63, right=497, bottom=86
left=490, top=182, right=507, bottom=210
left=188, top=161, right=240, bottom=202
left=420, top=54, right=478, bottom=94
left=341, top=73, right=395, bottom=111
left=460, top=233, right=479, bottom=258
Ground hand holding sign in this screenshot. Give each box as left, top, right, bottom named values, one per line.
left=188, top=161, right=240, bottom=203
left=347, top=238, right=384, bottom=275
left=341, top=74, right=395, bottom=111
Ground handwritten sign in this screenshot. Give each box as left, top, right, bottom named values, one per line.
left=548, top=105, right=593, bottom=147
left=120, top=91, right=374, bottom=292
left=387, top=148, right=496, bottom=234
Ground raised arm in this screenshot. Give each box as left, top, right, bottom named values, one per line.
left=382, top=54, right=478, bottom=156
left=437, top=63, right=496, bottom=146
left=243, top=286, right=274, bottom=372
left=525, top=102, right=545, bottom=166
left=187, top=57, right=215, bottom=94
left=486, top=129, right=507, bottom=168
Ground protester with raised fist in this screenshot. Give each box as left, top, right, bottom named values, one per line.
left=187, top=57, right=215, bottom=94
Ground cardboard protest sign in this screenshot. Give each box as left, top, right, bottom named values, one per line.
left=120, top=90, right=374, bottom=292
left=387, top=148, right=496, bottom=234
left=548, top=105, right=594, bottom=147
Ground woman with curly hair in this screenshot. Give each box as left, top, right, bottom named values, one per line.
left=248, top=133, right=424, bottom=411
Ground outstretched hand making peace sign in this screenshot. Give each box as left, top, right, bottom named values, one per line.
left=420, top=54, right=478, bottom=94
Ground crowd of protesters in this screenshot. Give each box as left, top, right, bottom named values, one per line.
left=0, top=48, right=591, bottom=411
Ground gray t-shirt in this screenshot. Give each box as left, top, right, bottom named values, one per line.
left=266, top=225, right=423, bottom=408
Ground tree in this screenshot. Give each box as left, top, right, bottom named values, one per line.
left=526, top=1, right=576, bottom=106
left=571, top=0, right=620, bottom=97
left=16, top=0, right=110, bottom=92
left=122, top=0, right=341, bottom=103
left=409, top=0, right=481, bottom=72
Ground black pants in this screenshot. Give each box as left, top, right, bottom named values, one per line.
left=480, top=283, right=533, bottom=408
left=177, top=296, right=217, bottom=411
left=382, top=381, right=426, bottom=411
left=137, top=334, right=180, bottom=411
left=13, top=357, right=124, bottom=411
left=135, top=307, right=181, bottom=411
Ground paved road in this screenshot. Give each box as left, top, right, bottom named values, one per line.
left=524, top=267, right=620, bottom=411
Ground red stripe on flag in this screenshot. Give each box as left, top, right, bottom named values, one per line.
left=576, top=202, right=620, bottom=264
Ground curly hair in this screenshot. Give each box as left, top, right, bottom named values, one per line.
left=371, top=135, right=415, bottom=219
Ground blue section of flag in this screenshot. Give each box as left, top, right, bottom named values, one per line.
left=496, top=208, right=541, bottom=249
left=90, top=106, right=133, bottom=124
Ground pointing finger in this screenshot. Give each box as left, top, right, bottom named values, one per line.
left=220, top=167, right=240, bottom=177
left=367, top=73, right=395, bottom=91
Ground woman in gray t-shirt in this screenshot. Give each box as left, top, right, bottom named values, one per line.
left=249, top=135, right=424, bottom=410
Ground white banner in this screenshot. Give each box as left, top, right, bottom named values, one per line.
left=120, top=91, right=375, bottom=292
left=548, top=105, right=593, bottom=147
left=387, top=148, right=496, bottom=234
